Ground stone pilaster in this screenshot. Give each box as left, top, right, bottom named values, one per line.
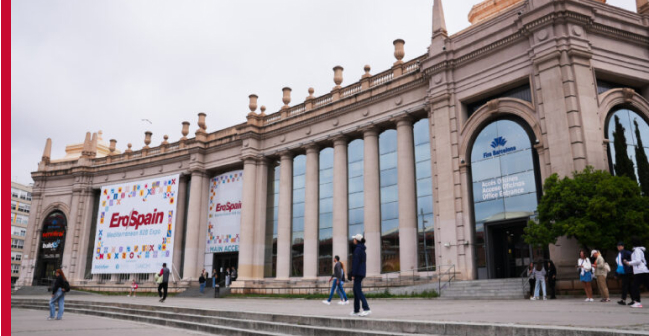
left=396, top=117, right=418, bottom=272
left=332, top=136, right=349, bottom=267
left=276, top=152, right=294, bottom=279
left=182, top=169, right=207, bottom=281
left=252, top=158, right=269, bottom=279
left=362, top=127, right=381, bottom=276
left=303, top=145, right=320, bottom=279
left=172, top=177, right=188, bottom=278
left=238, top=157, right=258, bottom=280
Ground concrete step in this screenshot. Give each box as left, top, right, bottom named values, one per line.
left=441, top=279, right=525, bottom=300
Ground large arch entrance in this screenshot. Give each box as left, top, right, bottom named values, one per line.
left=469, top=119, right=542, bottom=279
left=33, top=211, right=67, bottom=285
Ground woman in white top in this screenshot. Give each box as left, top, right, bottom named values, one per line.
left=577, top=249, right=594, bottom=302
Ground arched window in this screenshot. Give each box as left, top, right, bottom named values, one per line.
left=607, top=108, right=649, bottom=194
left=470, top=119, right=539, bottom=279
left=379, top=129, right=399, bottom=273
left=291, top=155, right=306, bottom=277
left=35, top=211, right=67, bottom=283
left=318, top=147, right=334, bottom=276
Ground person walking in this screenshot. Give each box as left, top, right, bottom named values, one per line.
left=212, top=268, right=218, bottom=288
left=231, top=268, right=237, bottom=282
left=349, top=234, right=371, bottom=317
left=530, top=261, right=547, bottom=301
left=527, top=262, right=536, bottom=298
left=158, top=263, right=170, bottom=303
left=616, top=241, right=634, bottom=306
left=578, top=250, right=594, bottom=302
left=48, top=269, right=67, bottom=320
left=338, top=259, right=349, bottom=305
left=128, top=279, right=138, bottom=297
left=546, top=260, right=557, bottom=299
left=198, top=270, right=206, bottom=294
left=322, top=255, right=349, bottom=305
left=592, top=250, right=610, bottom=302
left=624, top=237, right=649, bottom=308
left=225, top=267, right=231, bottom=287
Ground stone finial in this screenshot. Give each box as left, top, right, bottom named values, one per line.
left=260, top=105, right=267, bottom=116
left=162, top=135, right=169, bottom=145
left=90, top=132, right=98, bottom=155
left=109, top=139, right=117, bottom=155
left=81, top=132, right=92, bottom=155
left=125, top=143, right=133, bottom=153
left=333, top=66, right=344, bottom=89
left=433, top=0, right=447, bottom=34
left=181, top=121, right=190, bottom=140
left=197, top=113, right=207, bottom=133
left=362, top=65, right=371, bottom=78
left=393, top=39, right=405, bottom=65
left=144, top=131, right=152, bottom=149
left=249, top=94, right=258, bottom=113
left=42, top=138, right=52, bottom=164
left=307, top=87, right=315, bottom=100
left=282, top=87, right=292, bottom=110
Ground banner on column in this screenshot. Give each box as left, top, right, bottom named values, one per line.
left=205, top=170, right=243, bottom=253
left=91, top=174, right=179, bottom=274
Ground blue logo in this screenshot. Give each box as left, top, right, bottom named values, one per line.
left=116, top=264, right=120, bottom=270
left=490, top=136, right=507, bottom=148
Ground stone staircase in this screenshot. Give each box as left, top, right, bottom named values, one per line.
left=11, top=298, right=638, bottom=336
left=440, top=278, right=525, bottom=300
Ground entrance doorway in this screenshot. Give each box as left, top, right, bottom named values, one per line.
left=486, top=220, right=531, bottom=279
left=212, top=252, right=238, bottom=284
left=34, top=211, right=67, bottom=286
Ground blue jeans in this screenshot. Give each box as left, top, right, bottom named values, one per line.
left=199, top=282, right=205, bottom=293
left=327, top=279, right=348, bottom=302
left=534, top=279, right=546, bottom=297
left=212, top=277, right=216, bottom=288
left=49, top=288, right=65, bottom=319
left=353, top=277, right=370, bottom=313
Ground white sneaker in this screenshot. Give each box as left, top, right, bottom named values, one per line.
left=360, top=310, right=372, bottom=317
left=589, top=298, right=595, bottom=302
left=337, top=301, right=345, bottom=305
left=584, top=298, right=590, bottom=302
left=530, top=297, right=536, bottom=301
left=344, top=301, right=350, bottom=305
left=47, top=317, right=54, bottom=321
left=127, top=294, right=131, bottom=297
left=349, top=311, right=361, bottom=316
left=631, top=302, right=643, bottom=308
left=543, top=297, right=547, bottom=301
left=322, top=300, right=331, bottom=305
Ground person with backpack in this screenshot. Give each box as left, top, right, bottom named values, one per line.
left=322, top=255, right=349, bottom=305
left=577, top=249, right=594, bottom=302
left=546, top=260, right=557, bottom=299
left=623, top=237, right=649, bottom=308
left=48, top=269, right=68, bottom=320
left=527, top=262, right=535, bottom=298
left=198, top=269, right=206, bottom=294
left=128, top=279, right=138, bottom=297
left=615, top=241, right=634, bottom=306
left=530, top=261, right=547, bottom=301
left=349, top=234, right=371, bottom=317
left=592, top=250, right=610, bottom=302
left=158, top=263, right=170, bottom=303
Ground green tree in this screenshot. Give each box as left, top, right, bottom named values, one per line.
left=612, top=115, right=637, bottom=181
left=524, top=167, right=649, bottom=250
left=634, top=119, right=649, bottom=196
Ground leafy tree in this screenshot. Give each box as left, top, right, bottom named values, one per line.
left=634, top=119, right=649, bottom=196
left=524, top=167, right=649, bottom=251
left=612, top=115, right=637, bottom=181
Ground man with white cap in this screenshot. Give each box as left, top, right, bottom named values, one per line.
left=349, top=233, right=371, bottom=317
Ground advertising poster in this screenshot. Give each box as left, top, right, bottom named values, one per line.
left=205, top=170, right=243, bottom=253
left=91, top=174, right=179, bottom=274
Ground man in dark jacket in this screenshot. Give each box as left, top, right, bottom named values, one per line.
left=616, top=242, right=634, bottom=305
left=349, top=234, right=371, bottom=317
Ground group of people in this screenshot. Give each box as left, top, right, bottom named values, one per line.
left=198, top=267, right=237, bottom=294
left=577, top=239, right=648, bottom=308
left=527, top=260, right=557, bottom=300
left=320, top=234, right=371, bottom=317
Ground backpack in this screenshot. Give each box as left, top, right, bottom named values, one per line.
left=62, top=280, right=71, bottom=292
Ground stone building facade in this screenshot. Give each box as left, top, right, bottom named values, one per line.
left=17, top=0, right=649, bottom=291
left=11, top=181, right=32, bottom=284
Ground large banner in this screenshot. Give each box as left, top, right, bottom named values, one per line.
left=205, top=170, right=243, bottom=253
left=91, top=174, right=179, bottom=274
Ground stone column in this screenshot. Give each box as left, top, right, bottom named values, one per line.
left=172, top=177, right=188, bottom=279
left=363, top=127, right=381, bottom=276
left=303, top=145, right=320, bottom=279
left=74, top=189, right=98, bottom=280
left=252, top=159, right=269, bottom=279
left=276, top=152, right=293, bottom=279
left=61, top=189, right=81, bottom=275
left=238, top=158, right=258, bottom=280
left=195, top=176, right=211, bottom=278
left=396, top=116, right=418, bottom=272
left=333, top=137, right=349, bottom=266
left=182, top=170, right=206, bottom=281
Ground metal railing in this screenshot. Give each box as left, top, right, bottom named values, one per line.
left=437, top=264, right=456, bottom=294
left=520, top=266, right=531, bottom=297
left=381, top=265, right=439, bottom=288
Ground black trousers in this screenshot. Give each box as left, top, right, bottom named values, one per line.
left=547, top=278, right=556, bottom=298
left=631, top=273, right=649, bottom=303
left=619, top=273, right=632, bottom=301
left=158, top=282, right=168, bottom=300
left=529, top=279, right=535, bottom=296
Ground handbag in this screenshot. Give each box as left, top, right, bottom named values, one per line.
left=155, top=274, right=163, bottom=284
left=604, top=262, right=611, bottom=273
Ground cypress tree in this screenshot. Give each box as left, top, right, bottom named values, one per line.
left=612, top=115, right=637, bottom=181
left=634, top=119, right=649, bottom=196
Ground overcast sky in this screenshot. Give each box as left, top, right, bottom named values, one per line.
left=11, top=0, right=636, bottom=185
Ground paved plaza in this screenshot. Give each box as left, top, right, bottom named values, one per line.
left=11, top=294, right=649, bottom=334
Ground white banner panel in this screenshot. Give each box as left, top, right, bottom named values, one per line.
left=206, top=170, right=243, bottom=253
left=91, top=174, right=180, bottom=274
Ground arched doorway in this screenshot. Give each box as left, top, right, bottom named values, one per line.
left=469, top=119, right=542, bottom=279
left=34, top=211, right=67, bottom=285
